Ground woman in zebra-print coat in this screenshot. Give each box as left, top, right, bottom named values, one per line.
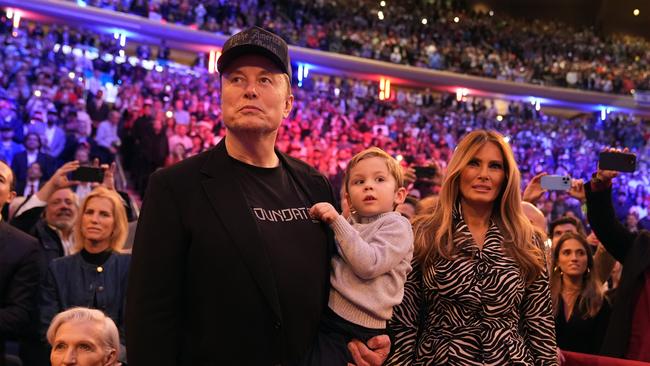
left=387, top=130, right=558, bottom=365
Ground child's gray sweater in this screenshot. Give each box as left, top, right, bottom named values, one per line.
left=328, top=211, right=414, bottom=329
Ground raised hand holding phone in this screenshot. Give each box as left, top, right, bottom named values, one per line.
left=540, top=175, right=571, bottom=191
left=598, top=150, right=636, bottom=173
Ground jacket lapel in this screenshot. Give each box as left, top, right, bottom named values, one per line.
left=199, top=140, right=283, bottom=321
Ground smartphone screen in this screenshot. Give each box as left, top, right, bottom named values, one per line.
left=70, top=166, right=104, bottom=183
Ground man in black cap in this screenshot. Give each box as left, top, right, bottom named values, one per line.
left=126, top=27, right=389, bottom=365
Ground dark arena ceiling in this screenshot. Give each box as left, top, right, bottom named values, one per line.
left=469, top=0, right=650, bottom=40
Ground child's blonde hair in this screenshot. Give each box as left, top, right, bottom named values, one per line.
left=344, top=147, right=404, bottom=192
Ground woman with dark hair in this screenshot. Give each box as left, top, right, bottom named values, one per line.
left=388, top=130, right=557, bottom=365
left=551, top=232, right=611, bottom=355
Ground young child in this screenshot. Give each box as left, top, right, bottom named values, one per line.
left=306, top=147, right=414, bottom=365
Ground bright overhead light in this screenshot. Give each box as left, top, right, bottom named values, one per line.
left=421, top=18, right=428, bottom=25
left=496, top=115, right=503, bottom=122
left=380, top=1, right=386, bottom=6
left=633, top=9, right=640, bottom=16
left=378, top=11, right=384, bottom=20
left=489, top=10, right=494, bottom=16
left=453, top=16, right=460, bottom=23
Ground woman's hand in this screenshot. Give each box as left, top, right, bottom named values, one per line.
left=568, top=178, right=585, bottom=203
left=523, top=172, right=548, bottom=204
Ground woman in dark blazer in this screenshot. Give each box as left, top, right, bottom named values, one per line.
left=40, top=187, right=130, bottom=358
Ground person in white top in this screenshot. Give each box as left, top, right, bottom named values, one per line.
left=95, top=110, right=121, bottom=154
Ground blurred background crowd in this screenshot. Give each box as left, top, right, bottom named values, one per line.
left=1, top=1, right=650, bottom=365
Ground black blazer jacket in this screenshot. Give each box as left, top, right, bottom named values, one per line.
left=585, top=183, right=650, bottom=358
left=126, top=139, right=336, bottom=366
left=0, top=221, right=42, bottom=366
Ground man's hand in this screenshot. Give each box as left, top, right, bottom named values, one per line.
left=402, top=166, right=416, bottom=189
left=309, top=202, right=339, bottom=225
left=523, top=172, right=547, bottom=204
left=595, top=147, right=624, bottom=187
left=90, top=159, right=116, bottom=190
left=36, top=161, right=81, bottom=202
left=568, top=178, right=585, bottom=202
left=347, top=335, right=390, bottom=366
left=102, top=162, right=116, bottom=190
left=51, top=161, right=81, bottom=190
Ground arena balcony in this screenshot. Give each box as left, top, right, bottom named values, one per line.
left=2, top=0, right=650, bottom=117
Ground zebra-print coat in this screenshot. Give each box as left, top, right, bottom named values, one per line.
left=387, top=204, right=558, bottom=365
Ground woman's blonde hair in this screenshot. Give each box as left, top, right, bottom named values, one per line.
left=550, top=232, right=605, bottom=318
left=73, top=187, right=128, bottom=253
left=413, top=129, right=545, bottom=284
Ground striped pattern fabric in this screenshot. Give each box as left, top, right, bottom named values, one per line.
left=387, top=203, right=558, bottom=365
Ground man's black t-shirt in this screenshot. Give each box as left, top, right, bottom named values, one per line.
left=232, top=157, right=330, bottom=361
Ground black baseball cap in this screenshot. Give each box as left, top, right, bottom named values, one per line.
left=217, top=27, right=292, bottom=82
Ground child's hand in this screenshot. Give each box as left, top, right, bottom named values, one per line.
left=309, top=202, right=339, bottom=225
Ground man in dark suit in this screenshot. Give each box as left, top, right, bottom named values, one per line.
left=86, top=89, right=110, bottom=128
left=10, top=133, right=56, bottom=190
left=14, top=162, right=45, bottom=197
left=11, top=161, right=80, bottom=265
left=0, top=160, right=42, bottom=366
left=126, top=27, right=389, bottom=366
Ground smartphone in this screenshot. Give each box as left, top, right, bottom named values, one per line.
left=599, top=151, right=636, bottom=173
left=540, top=175, right=571, bottom=191
left=70, top=166, right=104, bottom=183
left=414, top=166, right=437, bottom=178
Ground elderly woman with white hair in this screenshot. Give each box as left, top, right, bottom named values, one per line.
left=40, top=186, right=130, bottom=361
left=47, top=307, right=119, bottom=366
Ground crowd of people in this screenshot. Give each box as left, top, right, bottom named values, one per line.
left=73, top=0, right=650, bottom=95
left=1, top=14, right=650, bottom=223
left=1, top=10, right=650, bottom=366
